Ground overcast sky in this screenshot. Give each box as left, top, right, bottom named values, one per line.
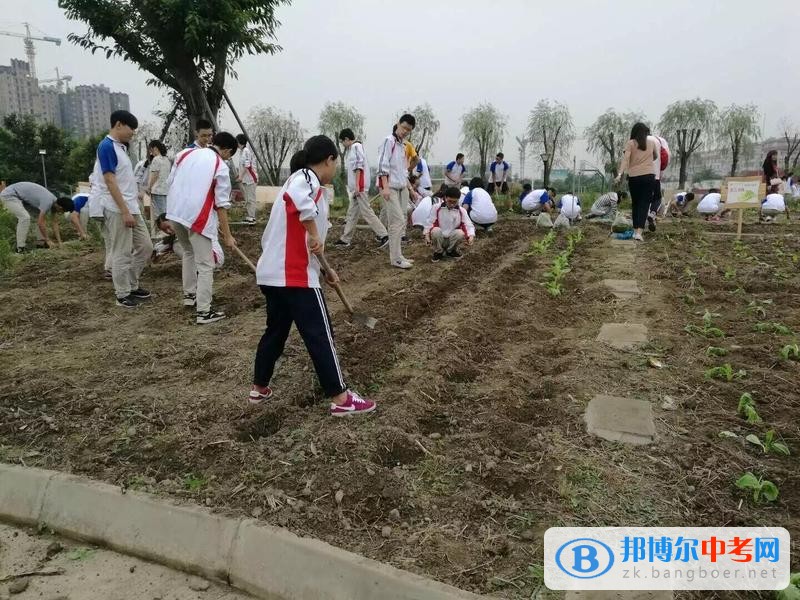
left=1, top=0, right=799, bottom=174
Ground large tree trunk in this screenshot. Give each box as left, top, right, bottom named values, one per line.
left=543, top=160, right=551, bottom=187
left=679, top=154, right=688, bottom=189
left=730, top=150, right=739, bottom=177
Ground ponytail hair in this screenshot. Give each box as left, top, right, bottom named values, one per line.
left=290, top=135, right=339, bottom=173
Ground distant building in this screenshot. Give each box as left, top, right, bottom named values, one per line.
left=0, top=58, right=129, bottom=137
left=662, top=137, right=784, bottom=183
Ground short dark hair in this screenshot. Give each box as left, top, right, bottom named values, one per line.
left=54, top=197, right=74, bottom=212
left=523, top=183, right=532, bottom=191
left=195, top=119, right=213, bottom=131
left=289, top=151, right=305, bottom=174
left=685, top=192, right=695, bottom=201
left=708, top=188, right=720, bottom=194
left=110, top=110, right=138, bottom=130
left=469, top=176, right=484, bottom=190
left=148, top=140, right=167, bottom=156
left=212, top=132, right=238, bottom=152
left=235, top=134, right=248, bottom=145
left=617, top=190, right=628, bottom=199
left=399, top=113, right=416, bottom=128
left=339, top=128, right=355, bottom=141
left=408, top=174, right=419, bottom=184
left=444, top=186, right=461, bottom=200
left=496, top=153, right=504, bottom=159
left=456, top=153, right=464, bottom=161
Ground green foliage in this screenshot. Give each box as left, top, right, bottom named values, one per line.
left=684, top=310, right=725, bottom=338
left=735, top=472, right=779, bottom=503
left=704, top=364, right=747, bottom=381
left=706, top=346, right=728, bottom=357
left=738, top=393, right=762, bottom=424
left=540, top=230, right=583, bottom=297
left=400, top=103, right=439, bottom=157
left=461, top=103, right=507, bottom=181
left=526, top=231, right=556, bottom=255
left=715, top=103, right=761, bottom=176
left=64, top=133, right=106, bottom=185
left=747, top=431, right=790, bottom=456
left=584, top=109, right=646, bottom=177
left=527, top=100, right=573, bottom=186
left=182, top=473, right=208, bottom=491
left=745, top=300, right=771, bottom=319
left=0, top=206, right=15, bottom=272
left=754, top=322, right=793, bottom=335
left=779, top=344, right=800, bottom=361
left=777, top=572, right=800, bottom=600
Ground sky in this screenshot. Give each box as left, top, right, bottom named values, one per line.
left=1, top=0, right=799, bottom=176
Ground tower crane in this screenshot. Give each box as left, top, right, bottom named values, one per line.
left=0, top=22, right=61, bottom=80
left=39, top=68, right=73, bottom=92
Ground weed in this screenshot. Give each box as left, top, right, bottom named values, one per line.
left=754, top=322, right=793, bottom=335
left=182, top=473, right=208, bottom=491
left=704, top=364, right=746, bottom=381
left=735, top=472, right=779, bottom=503
left=706, top=346, right=728, bottom=357
left=738, top=393, right=762, bottom=424
left=723, top=267, right=737, bottom=281
left=779, top=344, right=800, bottom=361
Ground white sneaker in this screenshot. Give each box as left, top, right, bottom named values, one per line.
left=632, top=232, right=644, bottom=241
left=402, top=256, right=415, bottom=264
left=392, top=259, right=413, bottom=269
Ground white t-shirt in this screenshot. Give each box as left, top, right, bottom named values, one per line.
left=464, top=188, right=497, bottom=225
left=521, top=189, right=549, bottom=212
left=411, top=196, right=439, bottom=227
left=560, top=194, right=581, bottom=219
left=93, top=135, right=140, bottom=215
left=697, top=192, right=722, bottom=213
left=149, top=155, right=172, bottom=196
left=761, top=193, right=786, bottom=212
left=415, top=158, right=432, bottom=189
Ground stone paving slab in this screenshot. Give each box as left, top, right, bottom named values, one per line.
left=567, top=592, right=673, bottom=600
left=584, top=394, right=656, bottom=445
left=596, top=323, right=648, bottom=349
left=602, top=279, right=641, bottom=299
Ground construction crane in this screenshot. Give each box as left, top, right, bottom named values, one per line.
left=39, top=68, right=73, bottom=92
left=0, top=22, right=61, bottom=80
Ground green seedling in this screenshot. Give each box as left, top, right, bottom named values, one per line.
left=735, top=472, right=779, bottom=503
left=723, top=267, right=737, bottom=281
left=704, top=364, right=746, bottom=381
left=182, top=473, right=208, bottom=491
left=754, top=322, right=793, bottom=335
left=706, top=346, right=729, bottom=357
left=779, top=344, right=800, bottom=360
left=545, top=281, right=563, bottom=297
left=738, top=393, right=762, bottom=424
left=745, top=301, right=767, bottom=319
left=776, top=572, right=800, bottom=600
left=526, top=231, right=556, bottom=255
left=747, top=431, right=790, bottom=456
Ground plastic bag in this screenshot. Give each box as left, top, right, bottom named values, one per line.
left=611, top=212, right=633, bottom=233
left=553, top=213, right=571, bottom=229
left=536, top=212, right=554, bottom=228
left=612, top=229, right=635, bottom=240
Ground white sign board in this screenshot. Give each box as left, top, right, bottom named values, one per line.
left=724, top=176, right=763, bottom=209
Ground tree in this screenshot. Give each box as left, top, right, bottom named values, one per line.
left=318, top=101, right=365, bottom=159
left=658, top=98, right=717, bottom=189
left=585, top=108, right=646, bottom=178
left=400, top=103, right=439, bottom=157
left=778, top=118, right=800, bottom=172
left=527, top=100, right=574, bottom=187
left=460, top=103, right=507, bottom=179
left=58, top=0, right=288, bottom=129
left=716, top=104, right=760, bottom=177
left=247, top=106, right=303, bottom=185
left=0, top=115, right=75, bottom=192
left=64, top=133, right=106, bottom=185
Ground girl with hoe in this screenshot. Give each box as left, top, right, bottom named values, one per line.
left=249, top=135, right=377, bottom=416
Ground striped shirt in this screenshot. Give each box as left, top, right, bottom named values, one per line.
left=590, top=192, right=618, bottom=215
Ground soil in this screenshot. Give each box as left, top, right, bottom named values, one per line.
left=0, top=213, right=798, bottom=599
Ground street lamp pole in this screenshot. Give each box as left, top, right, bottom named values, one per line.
left=39, top=149, right=47, bottom=189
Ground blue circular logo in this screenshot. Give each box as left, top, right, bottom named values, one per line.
left=554, top=538, right=615, bottom=579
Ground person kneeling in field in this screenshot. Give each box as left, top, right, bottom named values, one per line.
left=166, top=132, right=238, bottom=324
left=586, top=191, right=626, bottom=219
left=520, top=187, right=554, bottom=216
left=696, top=189, right=727, bottom=222
left=250, top=135, right=376, bottom=417
left=760, top=183, right=790, bottom=222
left=424, top=186, right=475, bottom=262
left=668, top=191, right=695, bottom=217
left=462, top=177, right=498, bottom=233
left=558, top=192, right=582, bottom=223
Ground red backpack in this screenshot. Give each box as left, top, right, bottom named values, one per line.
left=659, top=138, right=670, bottom=171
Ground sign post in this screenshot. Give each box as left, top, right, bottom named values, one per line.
left=721, top=176, right=765, bottom=240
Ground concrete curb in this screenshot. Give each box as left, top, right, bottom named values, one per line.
left=0, top=463, right=484, bottom=600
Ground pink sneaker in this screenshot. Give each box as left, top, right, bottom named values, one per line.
left=330, top=390, right=376, bottom=417
left=248, top=385, right=273, bottom=405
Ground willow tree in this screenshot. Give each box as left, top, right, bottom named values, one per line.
left=585, top=108, right=646, bottom=177
left=59, top=0, right=289, bottom=129
left=716, top=104, right=760, bottom=176
left=247, top=106, right=303, bottom=184
left=527, top=100, right=574, bottom=187
left=460, top=103, right=506, bottom=178
left=400, top=103, right=440, bottom=157
left=658, top=99, right=717, bottom=188
left=318, top=101, right=365, bottom=159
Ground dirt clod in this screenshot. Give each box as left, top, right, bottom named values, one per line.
left=8, top=578, right=29, bottom=594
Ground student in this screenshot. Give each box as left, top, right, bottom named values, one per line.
left=415, top=156, right=433, bottom=194
left=0, top=181, right=75, bottom=252
left=411, top=189, right=444, bottom=229
left=615, top=122, right=658, bottom=241
left=236, top=134, right=259, bottom=224
left=335, top=128, right=388, bottom=248
left=188, top=118, right=214, bottom=149
left=251, top=135, right=376, bottom=417
left=444, top=153, right=467, bottom=188
left=760, top=184, right=790, bottom=222
left=424, top=186, right=475, bottom=261
left=145, top=140, right=171, bottom=226
left=462, top=176, right=497, bottom=232
left=519, top=182, right=532, bottom=204
left=559, top=193, right=582, bottom=222
left=92, top=110, right=152, bottom=307
left=488, top=153, right=510, bottom=195
left=520, top=187, right=552, bottom=215
left=167, top=132, right=238, bottom=324
left=696, top=189, right=725, bottom=221
left=586, top=191, right=626, bottom=219
left=668, top=191, right=695, bottom=217
left=377, top=113, right=416, bottom=269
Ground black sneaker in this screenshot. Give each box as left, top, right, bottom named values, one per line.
left=376, top=236, right=389, bottom=249
left=647, top=215, right=656, bottom=232
left=15, top=247, right=27, bottom=254
left=196, top=309, right=226, bottom=324
left=334, top=239, right=351, bottom=248
left=432, top=252, right=444, bottom=263
left=244, top=217, right=256, bottom=224
left=446, top=249, right=463, bottom=260
left=401, top=235, right=409, bottom=244
left=116, top=295, right=138, bottom=309
left=130, top=287, right=151, bottom=300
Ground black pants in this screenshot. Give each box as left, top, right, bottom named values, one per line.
left=628, top=174, right=655, bottom=229
left=489, top=181, right=508, bottom=194
left=254, top=286, right=347, bottom=397
left=650, top=178, right=662, bottom=214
